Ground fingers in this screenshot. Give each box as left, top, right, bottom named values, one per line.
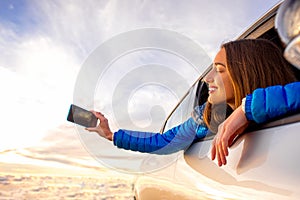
left=85, top=127, right=97, bottom=132
left=90, top=111, right=110, bottom=125
left=218, top=143, right=227, bottom=166
left=211, top=124, right=229, bottom=167
left=215, top=137, right=227, bottom=167
left=223, top=141, right=229, bottom=156
left=87, top=111, right=107, bottom=130
left=211, top=137, right=227, bottom=166
left=91, top=111, right=105, bottom=119
left=213, top=144, right=227, bottom=167
left=211, top=141, right=216, bottom=160
left=210, top=106, right=251, bottom=167
left=216, top=146, right=222, bottom=166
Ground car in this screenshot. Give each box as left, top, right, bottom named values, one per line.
left=133, top=1, right=300, bottom=200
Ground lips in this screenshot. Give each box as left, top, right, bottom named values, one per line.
left=208, top=86, right=217, bottom=94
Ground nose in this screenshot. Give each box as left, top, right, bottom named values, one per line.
left=204, top=69, right=214, bottom=83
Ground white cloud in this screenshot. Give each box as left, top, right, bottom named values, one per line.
left=0, top=0, right=281, bottom=152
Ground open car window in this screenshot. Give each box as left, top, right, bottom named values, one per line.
left=161, top=80, right=199, bottom=132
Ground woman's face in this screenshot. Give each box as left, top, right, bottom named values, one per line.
left=204, top=47, right=235, bottom=108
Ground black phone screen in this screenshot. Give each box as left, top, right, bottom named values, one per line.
left=67, top=104, right=98, bottom=127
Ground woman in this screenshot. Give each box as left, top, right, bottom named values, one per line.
left=87, top=39, right=299, bottom=163
left=205, top=39, right=300, bottom=166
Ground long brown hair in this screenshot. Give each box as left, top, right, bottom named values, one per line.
left=203, top=39, right=297, bottom=133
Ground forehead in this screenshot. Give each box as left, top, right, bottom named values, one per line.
left=213, top=47, right=227, bottom=65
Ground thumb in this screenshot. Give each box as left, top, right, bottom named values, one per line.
left=85, top=127, right=98, bottom=132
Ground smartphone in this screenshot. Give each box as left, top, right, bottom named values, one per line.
left=67, top=104, right=98, bottom=127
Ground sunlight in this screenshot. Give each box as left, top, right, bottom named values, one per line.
left=0, top=36, right=79, bottom=151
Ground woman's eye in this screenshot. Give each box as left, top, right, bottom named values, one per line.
left=216, top=68, right=224, bottom=73
left=213, top=64, right=226, bottom=73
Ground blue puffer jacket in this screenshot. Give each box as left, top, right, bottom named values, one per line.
left=113, top=105, right=208, bottom=154
left=245, top=82, right=300, bottom=123
left=114, top=82, right=300, bottom=154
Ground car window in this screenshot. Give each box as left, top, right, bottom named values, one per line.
left=162, top=83, right=198, bottom=132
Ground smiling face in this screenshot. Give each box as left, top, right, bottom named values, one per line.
left=204, top=48, right=235, bottom=108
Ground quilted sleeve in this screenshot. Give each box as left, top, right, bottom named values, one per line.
left=113, top=105, right=208, bottom=154
left=245, top=82, right=300, bottom=123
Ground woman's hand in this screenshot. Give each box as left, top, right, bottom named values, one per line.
left=85, top=111, right=113, bottom=141
left=211, top=105, right=250, bottom=166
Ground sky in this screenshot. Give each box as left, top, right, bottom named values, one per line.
left=0, top=0, right=281, bottom=172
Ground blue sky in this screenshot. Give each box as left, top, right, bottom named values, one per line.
left=0, top=0, right=38, bottom=32
left=0, top=0, right=281, bottom=169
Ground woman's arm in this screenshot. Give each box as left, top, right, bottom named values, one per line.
left=87, top=104, right=208, bottom=155
left=114, top=117, right=198, bottom=154
left=114, top=105, right=208, bottom=154
left=245, top=81, right=300, bottom=123
left=211, top=81, right=300, bottom=166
